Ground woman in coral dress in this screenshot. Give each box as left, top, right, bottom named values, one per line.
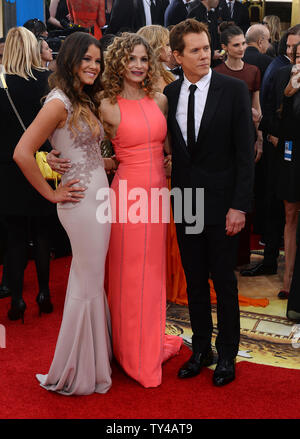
left=100, top=32, right=182, bottom=388
left=136, top=25, right=188, bottom=305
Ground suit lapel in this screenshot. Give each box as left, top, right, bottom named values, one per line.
left=169, top=78, right=190, bottom=159
left=195, top=71, right=223, bottom=147
left=221, top=1, right=231, bottom=19
left=232, top=2, right=237, bottom=20
left=134, top=0, right=146, bottom=26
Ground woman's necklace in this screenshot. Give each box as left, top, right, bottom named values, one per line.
left=225, top=59, right=244, bottom=71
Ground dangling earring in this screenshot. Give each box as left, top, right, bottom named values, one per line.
left=142, top=77, right=149, bottom=91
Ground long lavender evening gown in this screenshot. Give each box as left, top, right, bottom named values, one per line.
left=36, top=88, right=112, bottom=395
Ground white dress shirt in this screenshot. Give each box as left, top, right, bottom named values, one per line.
left=143, top=0, right=155, bottom=26
left=176, top=69, right=212, bottom=146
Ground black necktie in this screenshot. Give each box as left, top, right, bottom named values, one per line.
left=187, top=84, right=197, bottom=154
left=150, top=0, right=158, bottom=24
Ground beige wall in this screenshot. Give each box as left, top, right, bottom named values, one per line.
left=291, top=0, right=300, bottom=26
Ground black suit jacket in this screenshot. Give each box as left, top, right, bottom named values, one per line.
left=164, top=71, right=254, bottom=225
left=268, top=64, right=293, bottom=138
left=217, top=0, right=250, bottom=34
left=164, top=0, right=188, bottom=27
left=259, top=56, right=291, bottom=133
left=106, top=0, right=169, bottom=34
left=243, top=46, right=273, bottom=80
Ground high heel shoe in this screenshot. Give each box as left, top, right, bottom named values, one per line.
left=7, top=299, right=26, bottom=323
left=36, top=291, right=53, bottom=316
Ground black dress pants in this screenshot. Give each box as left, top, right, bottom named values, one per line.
left=0, top=216, right=8, bottom=286
left=4, top=215, right=51, bottom=302
left=262, top=138, right=285, bottom=267
left=175, top=221, right=240, bottom=359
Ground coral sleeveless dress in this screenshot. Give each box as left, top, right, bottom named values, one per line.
left=108, top=95, right=183, bottom=388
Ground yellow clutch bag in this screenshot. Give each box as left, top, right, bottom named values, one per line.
left=36, top=151, right=61, bottom=187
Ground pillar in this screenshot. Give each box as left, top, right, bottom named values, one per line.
left=291, top=0, right=300, bottom=26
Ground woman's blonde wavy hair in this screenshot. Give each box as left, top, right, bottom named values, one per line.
left=48, top=32, right=103, bottom=137
left=101, top=32, right=159, bottom=104
left=263, top=15, right=281, bottom=43
left=3, top=26, right=44, bottom=80
left=137, top=25, right=175, bottom=86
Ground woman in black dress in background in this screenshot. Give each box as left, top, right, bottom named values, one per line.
left=0, top=27, right=54, bottom=322
left=276, top=42, right=300, bottom=300
left=214, top=24, right=262, bottom=267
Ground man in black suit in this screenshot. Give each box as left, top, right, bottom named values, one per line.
left=187, top=0, right=223, bottom=63
left=164, top=0, right=191, bottom=27
left=217, top=0, right=250, bottom=35
left=243, top=23, right=273, bottom=79
left=242, top=23, right=273, bottom=239
left=164, top=18, right=254, bottom=386
left=106, top=0, right=169, bottom=34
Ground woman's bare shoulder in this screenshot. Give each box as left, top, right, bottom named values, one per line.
left=100, top=97, right=119, bottom=113
left=153, top=92, right=168, bottom=115
left=99, top=97, right=120, bottom=127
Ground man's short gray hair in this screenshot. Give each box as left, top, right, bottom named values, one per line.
left=245, top=24, right=267, bottom=44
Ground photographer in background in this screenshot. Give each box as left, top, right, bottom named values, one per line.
left=23, top=18, right=48, bottom=38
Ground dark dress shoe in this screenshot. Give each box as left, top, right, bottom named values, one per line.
left=287, top=310, right=300, bottom=322
left=278, top=290, right=289, bottom=299
left=178, top=349, right=214, bottom=378
left=7, top=299, right=26, bottom=324
left=0, top=284, right=11, bottom=299
left=36, top=291, right=53, bottom=316
left=240, top=262, right=277, bottom=277
left=213, top=358, right=236, bottom=386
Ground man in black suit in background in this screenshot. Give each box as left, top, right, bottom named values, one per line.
left=242, top=23, right=273, bottom=249
left=217, top=0, right=250, bottom=35
left=243, top=23, right=273, bottom=79
left=106, top=0, right=169, bottom=34
left=164, top=19, right=254, bottom=386
left=187, top=0, right=223, bottom=64
left=164, top=0, right=191, bottom=27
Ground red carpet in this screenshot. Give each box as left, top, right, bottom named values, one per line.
left=0, top=257, right=300, bottom=419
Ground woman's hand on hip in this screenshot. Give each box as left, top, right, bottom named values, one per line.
left=52, top=179, right=86, bottom=203
left=47, top=149, right=71, bottom=174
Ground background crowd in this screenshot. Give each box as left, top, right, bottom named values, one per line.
left=0, top=0, right=300, bottom=392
